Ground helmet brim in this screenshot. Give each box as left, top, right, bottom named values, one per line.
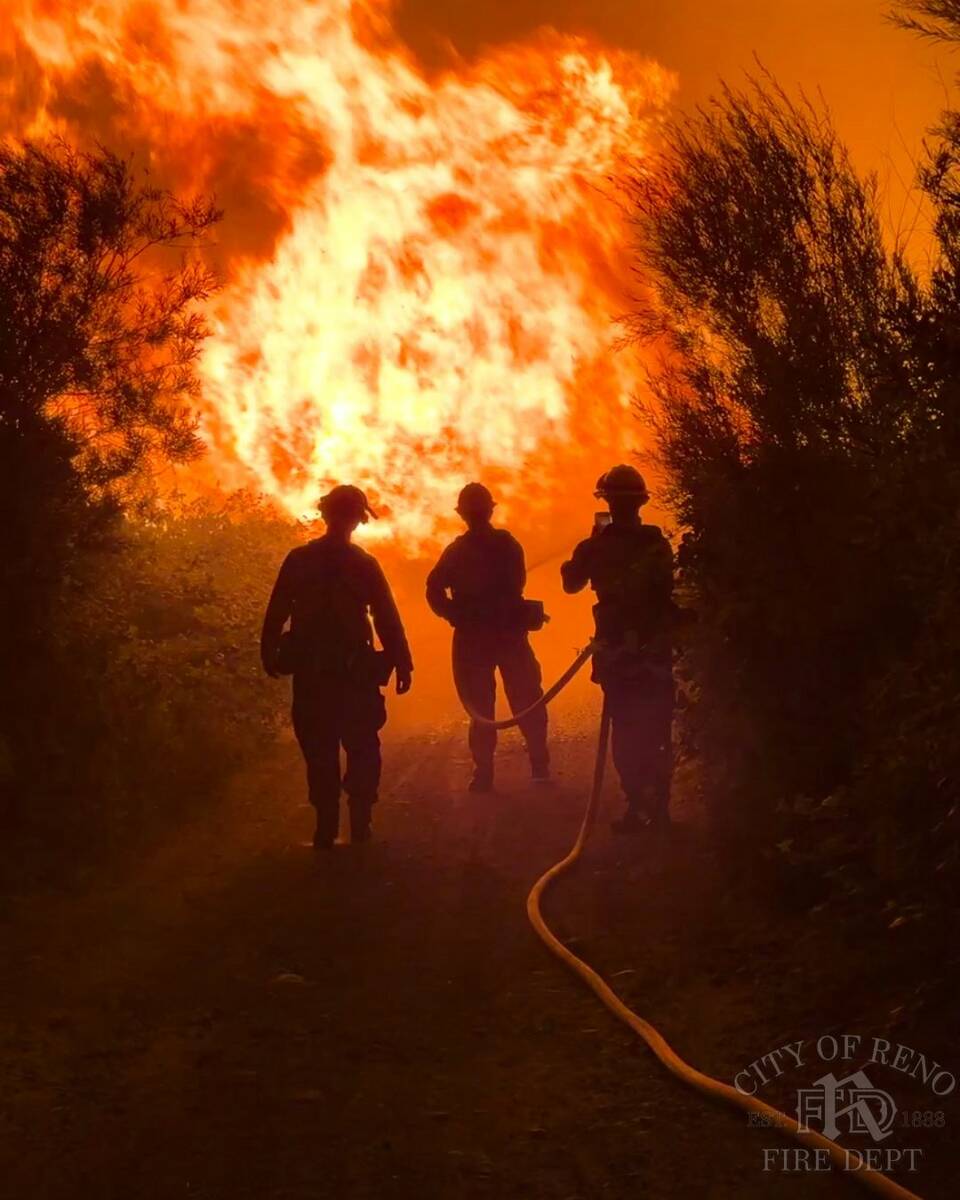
left=594, top=489, right=649, bottom=501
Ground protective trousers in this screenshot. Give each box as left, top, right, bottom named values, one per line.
left=291, top=672, right=387, bottom=842
left=602, top=673, right=674, bottom=816
left=452, top=627, right=548, bottom=776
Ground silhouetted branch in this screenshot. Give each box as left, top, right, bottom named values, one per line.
left=890, top=1, right=960, bottom=44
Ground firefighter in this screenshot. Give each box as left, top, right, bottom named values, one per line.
left=260, top=484, right=413, bottom=849
left=426, top=482, right=549, bottom=792
left=561, top=465, right=675, bottom=832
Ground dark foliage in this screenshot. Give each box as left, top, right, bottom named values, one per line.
left=0, top=140, right=219, bottom=486
left=0, top=138, right=218, bottom=595
left=1, top=493, right=292, bottom=879
left=890, top=1, right=960, bottom=42
left=625, top=74, right=960, bottom=922
left=0, top=139, right=275, bottom=865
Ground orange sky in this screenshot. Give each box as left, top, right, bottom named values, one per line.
left=398, top=0, right=953, bottom=262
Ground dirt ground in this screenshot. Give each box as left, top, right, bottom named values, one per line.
left=1, top=696, right=955, bottom=1199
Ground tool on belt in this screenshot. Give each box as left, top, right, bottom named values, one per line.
left=447, top=596, right=550, bottom=633
left=275, top=632, right=392, bottom=684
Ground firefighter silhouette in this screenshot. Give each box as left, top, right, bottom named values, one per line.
left=427, top=483, right=550, bottom=792
left=562, top=465, right=675, bottom=831
left=260, top=484, right=413, bottom=849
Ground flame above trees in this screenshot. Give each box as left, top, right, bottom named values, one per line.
left=6, top=0, right=674, bottom=543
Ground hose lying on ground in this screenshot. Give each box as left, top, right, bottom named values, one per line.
left=453, top=643, right=924, bottom=1200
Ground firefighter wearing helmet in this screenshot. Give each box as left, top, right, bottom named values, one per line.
left=427, top=482, right=550, bottom=792
left=561, top=465, right=675, bottom=831
left=260, top=483, right=413, bottom=849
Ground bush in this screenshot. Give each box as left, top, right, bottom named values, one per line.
left=625, top=74, right=960, bottom=912
left=1, top=493, right=292, bottom=874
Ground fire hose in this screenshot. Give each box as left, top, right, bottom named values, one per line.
left=452, top=643, right=924, bottom=1200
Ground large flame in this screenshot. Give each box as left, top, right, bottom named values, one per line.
left=5, top=1, right=674, bottom=544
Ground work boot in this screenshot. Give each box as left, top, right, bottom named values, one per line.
left=312, top=811, right=336, bottom=851
left=468, top=767, right=494, bottom=793
left=349, top=797, right=373, bottom=843
left=530, top=757, right=552, bottom=786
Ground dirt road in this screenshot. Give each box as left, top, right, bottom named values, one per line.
left=0, top=703, right=950, bottom=1198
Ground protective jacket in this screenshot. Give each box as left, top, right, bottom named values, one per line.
left=261, top=536, right=413, bottom=679
left=426, top=527, right=528, bottom=630
left=561, top=521, right=674, bottom=666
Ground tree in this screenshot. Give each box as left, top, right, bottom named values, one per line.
left=0, top=138, right=219, bottom=496
left=622, top=51, right=960, bottom=933
left=891, top=1, right=960, bottom=41
left=623, top=79, right=935, bottom=830
left=0, top=138, right=219, bottom=809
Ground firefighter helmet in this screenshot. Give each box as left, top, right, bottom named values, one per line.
left=594, top=464, right=649, bottom=503
left=318, top=484, right=377, bottom=523
left=456, top=482, right=496, bottom=516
